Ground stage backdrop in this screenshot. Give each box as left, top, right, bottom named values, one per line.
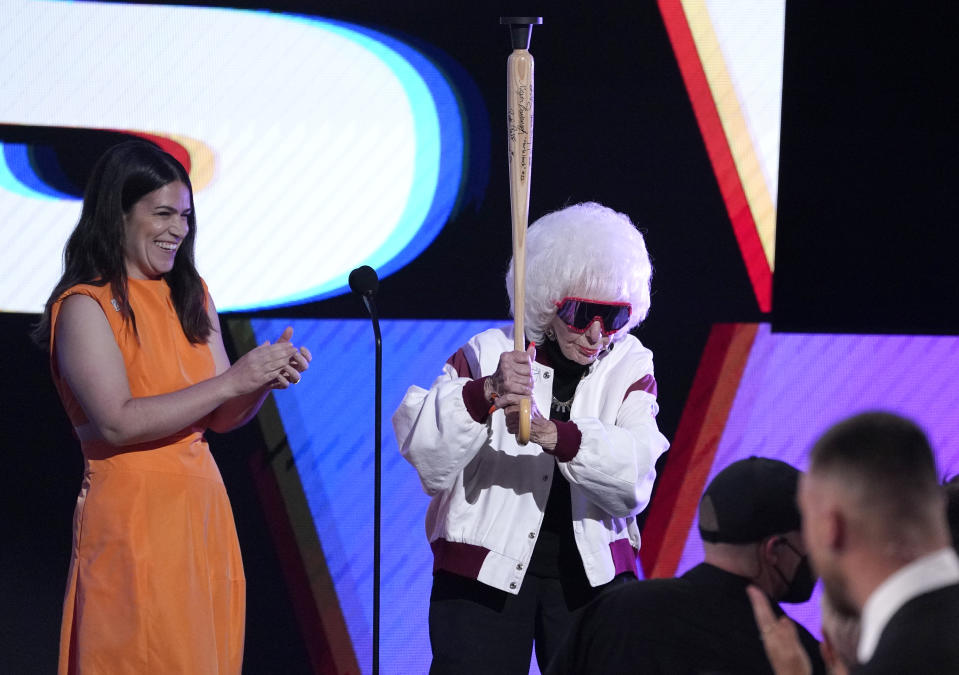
left=3, top=1, right=958, bottom=673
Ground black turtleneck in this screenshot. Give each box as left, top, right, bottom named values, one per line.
left=526, top=338, right=594, bottom=604
left=539, top=336, right=589, bottom=423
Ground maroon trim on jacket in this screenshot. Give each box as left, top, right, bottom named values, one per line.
left=461, top=377, right=492, bottom=423
left=544, top=420, right=582, bottom=462
left=446, top=347, right=475, bottom=378
left=449, top=348, right=492, bottom=423
left=431, top=538, right=490, bottom=579
left=623, top=373, right=657, bottom=402
left=431, top=538, right=636, bottom=584
left=609, top=538, right=639, bottom=577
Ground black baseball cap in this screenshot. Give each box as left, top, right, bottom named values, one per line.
left=698, top=457, right=802, bottom=544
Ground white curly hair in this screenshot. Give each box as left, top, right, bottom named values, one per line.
left=505, top=202, right=653, bottom=344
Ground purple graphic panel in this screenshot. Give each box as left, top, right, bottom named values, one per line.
left=674, top=325, right=959, bottom=637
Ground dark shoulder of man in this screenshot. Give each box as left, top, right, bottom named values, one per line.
left=545, top=577, right=692, bottom=674
left=549, top=575, right=771, bottom=674
left=853, top=583, right=959, bottom=674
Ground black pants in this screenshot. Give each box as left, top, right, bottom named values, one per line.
left=428, top=570, right=634, bottom=674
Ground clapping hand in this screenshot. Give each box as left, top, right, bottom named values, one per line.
left=270, top=326, right=312, bottom=389
left=227, top=326, right=311, bottom=394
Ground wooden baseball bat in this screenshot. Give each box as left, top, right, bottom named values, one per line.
left=501, top=17, right=541, bottom=445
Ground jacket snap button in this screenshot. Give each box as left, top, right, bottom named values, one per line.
left=509, top=582, right=517, bottom=590
left=516, top=563, right=523, bottom=570
left=528, top=532, right=535, bottom=539
left=542, top=475, right=549, bottom=481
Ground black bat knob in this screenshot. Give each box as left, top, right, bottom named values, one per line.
left=500, top=16, right=543, bottom=51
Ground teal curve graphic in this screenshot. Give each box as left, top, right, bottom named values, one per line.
left=0, top=143, right=76, bottom=200
left=293, top=18, right=466, bottom=302
left=0, top=2, right=470, bottom=313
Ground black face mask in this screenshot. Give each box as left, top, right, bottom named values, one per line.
left=774, top=539, right=817, bottom=604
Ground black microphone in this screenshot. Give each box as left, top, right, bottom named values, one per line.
left=349, top=264, right=379, bottom=296
left=349, top=265, right=379, bottom=320
left=348, top=264, right=382, bottom=675
left=349, top=265, right=379, bottom=296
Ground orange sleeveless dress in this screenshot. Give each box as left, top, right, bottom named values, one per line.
left=51, top=278, right=245, bottom=674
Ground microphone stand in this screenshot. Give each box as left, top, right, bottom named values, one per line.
left=365, top=293, right=382, bottom=675
left=349, top=265, right=382, bottom=674
left=358, top=291, right=382, bottom=675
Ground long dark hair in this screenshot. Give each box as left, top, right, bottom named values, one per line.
left=32, top=140, right=212, bottom=348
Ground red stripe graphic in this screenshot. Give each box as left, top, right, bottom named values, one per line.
left=657, top=0, right=773, bottom=312
left=640, top=322, right=759, bottom=578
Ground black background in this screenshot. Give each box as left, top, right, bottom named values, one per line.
left=2, top=1, right=957, bottom=672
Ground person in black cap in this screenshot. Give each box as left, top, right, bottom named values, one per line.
left=547, top=456, right=825, bottom=675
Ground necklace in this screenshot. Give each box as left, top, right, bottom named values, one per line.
left=550, top=370, right=587, bottom=413
left=550, top=394, right=574, bottom=414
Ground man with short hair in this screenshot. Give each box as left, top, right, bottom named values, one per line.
left=799, top=411, right=959, bottom=673
left=548, top=457, right=825, bottom=674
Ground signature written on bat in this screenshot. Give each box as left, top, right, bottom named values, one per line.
left=507, top=84, right=533, bottom=182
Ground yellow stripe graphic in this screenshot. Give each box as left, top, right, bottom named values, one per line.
left=681, top=0, right=777, bottom=269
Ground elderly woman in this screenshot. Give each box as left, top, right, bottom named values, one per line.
left=393, top=202, right=670, bottom=673
left=33, top=140, right=310, bottom=674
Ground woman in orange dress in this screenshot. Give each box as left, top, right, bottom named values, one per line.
left=33, top=141, right=311, bottom=674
